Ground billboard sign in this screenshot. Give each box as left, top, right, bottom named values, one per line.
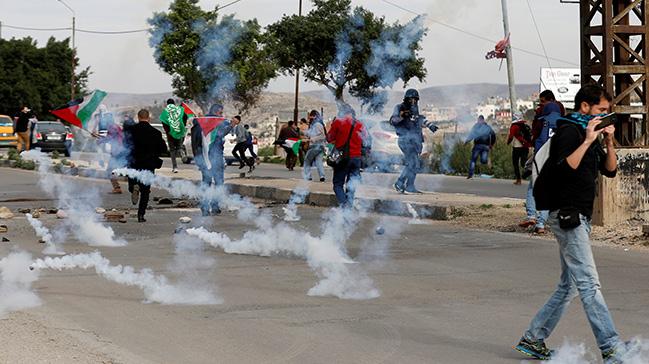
left=540, top=68, right=580, bottom=107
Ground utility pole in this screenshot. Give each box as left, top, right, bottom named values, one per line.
left=57, top=0, right=75, bottom=100
left=293, top=0, right=303, bottom=123
left=0, top=21, right=3, bottom=39
left=500, top=0, right=517, bottom=118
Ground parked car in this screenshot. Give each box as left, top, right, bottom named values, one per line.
left=0, top=115, right=17, bottom=148
left=181, top=125, right=259, bottom=165
left=362, top=120, right=403, bottom=172
left=30, top=121, right=74, bottom=156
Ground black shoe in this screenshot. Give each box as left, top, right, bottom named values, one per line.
left=393, top=182, right=405, bottom=194
left=238, top=163, right=245, bottom=169
left=513, top=337, right=554, bottom=360
left=210, top=208, right=222, bottom=216
left=201, top=210, right=210, bottom=217
left=320, top=177, right=325, bottom=182
left=131, top=184, right=140, bottom=205
left=137, top=215, right=146, bottom=223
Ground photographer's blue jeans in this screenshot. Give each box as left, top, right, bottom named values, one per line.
left=468, top=144, right=490, bottom=177
left=396, top=138, right=422, bottom=190
left=332, top=157, right=361, bottom=207
left=526, top=180, right=548, bottom=228
left=524, top=211, right=621, bottom=353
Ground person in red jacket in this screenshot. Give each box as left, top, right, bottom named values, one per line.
left=507, top=113, right=533, bottom=185
left=326, top=107, right=369, bottom=207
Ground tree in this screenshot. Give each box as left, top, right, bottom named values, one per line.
left=267, top=0, right=427, bottom=113
left=0, top=37, right=89, bottom=118
left=149, top=0, right=277, bottom=113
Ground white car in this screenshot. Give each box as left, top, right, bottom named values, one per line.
left=181, top=127, right=259, bottom=165
left=362, top=120, right=403, bottom=172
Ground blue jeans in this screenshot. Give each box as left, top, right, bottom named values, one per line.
left=468, top=144, right=490, bottom=177
left=526, top=180, right=549, bottom=228
left=199, top=158, right=224, bottom=214
left=303, top=144, right=325, bottom=180
left=396, top=138, right=422, bottom=190
left=332, top=157, right=361, bottom=207
left=524, top=211, right=621, bottom=353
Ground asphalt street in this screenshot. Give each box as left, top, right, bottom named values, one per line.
left=0, top=168, right=647, bottom=363
left=70, top=151, right=528, bottom=199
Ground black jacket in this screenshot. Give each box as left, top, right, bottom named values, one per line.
left=534, top=119, right=616, bottom=218
left=130, top=122, right=167, bottom=171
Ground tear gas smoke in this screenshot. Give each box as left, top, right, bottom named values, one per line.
left=546, top=338, right=649, bottom=364
left=194, top=15, right=243, bottom=102
left=0, top=251, right=41, bottom=317
left=283, top=184, right=309, bottom=222
left=147, top=12, right=173, bottom=66
left=113, top=167, right=268, bottom=226
left=21, top=150, right=126, bottom=247
left=406, top=203, right=425, bottom=224
left=31, top=251, right=218, bottom=305
left=359, top=216, right=406, bottom=263
left=187, top=206, right=380, bottom=300
left=169, top=232, right=222, bottom=304
left=25, top=213, right=65, bottom=255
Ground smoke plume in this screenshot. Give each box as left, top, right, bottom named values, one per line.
left=25, top=213, right=65, bottom=255
left=0, top=251, right=41, bottom=317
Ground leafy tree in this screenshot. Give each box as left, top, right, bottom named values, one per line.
left=0, top=37, right=89, bottom=118
left=149, top=0, right=277, bottom=113
left=267, top=0, right=427, bottom=112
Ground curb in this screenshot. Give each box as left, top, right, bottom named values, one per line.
left=3, top=162, right=449, bottom=221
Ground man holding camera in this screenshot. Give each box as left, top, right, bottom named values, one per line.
left=514, top=84, right=631, bottom=363
left=390, top=89, right=438, bottom=194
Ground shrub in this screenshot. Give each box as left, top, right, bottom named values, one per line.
left=7, top=148, right=19, bottom=161
left=258, top=146, right=275, bottom=157
left=51, top=150, right=60, bottom=159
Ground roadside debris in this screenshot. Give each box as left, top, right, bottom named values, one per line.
left=1, top=237, right=9, bottom=242
left=104, top=210, right=126, bottom=223
left=158, top=198, right=173, bottom=205
left=47, top=208, right=58, bottom=214
left=0, top=225, right=7, bottom=233
left=56, top=210, right=68, bottom=219
left=176, top=200, right=192, bottom=208
left=95, top=207, right=107, bottom=214
left=31, top=211, right=41, bottom=218
left=17, top=208, right=31, bottom=213
left=179, top=216, right=191, bottom=224
left=0, top=207, right=14, bottom=219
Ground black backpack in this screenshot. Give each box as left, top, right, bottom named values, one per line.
left=519, top=123, right=532, bottom=144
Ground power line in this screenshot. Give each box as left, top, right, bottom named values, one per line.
left=525, top=0, right=559, bottom=88
left=380, top=0, right=579, bottom=66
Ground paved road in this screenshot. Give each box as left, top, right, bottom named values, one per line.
left=0, top=168, right=647, bottom=363
left=70, top=151, right=528, bottom=199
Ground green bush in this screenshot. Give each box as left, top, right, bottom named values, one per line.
left=258, top=146, right=275, bottom=157
left=51, top=150, right=60, bottom=159
left=7, top=148, right=19, bottom=161
left=14, top=158, right=36, bottom=170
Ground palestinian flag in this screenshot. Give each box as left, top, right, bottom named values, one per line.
left=181, top=102, right=196, bottom=119
left=195, top=116, right=228, bottom=170
left=51, top=90, right=108, bottom=130
left=283, top=138, right=302, bottom=155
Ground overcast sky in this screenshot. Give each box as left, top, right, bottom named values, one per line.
left=0, top=0, right=580, bottom=94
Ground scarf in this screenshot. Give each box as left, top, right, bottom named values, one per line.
left=565, top=112, right=607, bottom=129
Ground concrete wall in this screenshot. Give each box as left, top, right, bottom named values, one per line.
left=593, top=148, right=649, bottom=225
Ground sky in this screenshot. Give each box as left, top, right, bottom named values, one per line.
left=0, top=0, right=581, bottom=94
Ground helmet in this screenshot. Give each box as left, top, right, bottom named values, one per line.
left=404, top=89, right=419, bottom=100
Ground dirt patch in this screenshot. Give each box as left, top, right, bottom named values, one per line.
left=451, top=203, right=649, bottom=250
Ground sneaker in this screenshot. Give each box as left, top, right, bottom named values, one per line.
left=518, top=219, right=537, bottom=228
left=131, top=184, right=140, bottom=205
left=238, top=163, right=245, bottom=170
left=172, top=168, right=178, bottom=173
left=393, top=182, right=405, bottom=194
left=137, top=215, right=146, bottom=223
left=211, top=208, right=222, bottom=216
left=514, top=179, right=522, bottom=185
left=467, top=175, right=473, bottom=179
left=513, top=337, right=554, bottom=360
left=320, top=177, right=325, bottom=182
left=603, top=341, right=635, bottom=364
left=405, top=189, right=423, bottom=194
left=534, top=227, right=546, bottom=235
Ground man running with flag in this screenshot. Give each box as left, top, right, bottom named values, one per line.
left=190, top=104, right=233, bottom=216
left=159, top=99, right=187, bottom=173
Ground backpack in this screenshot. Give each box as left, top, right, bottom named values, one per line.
left=519, top=123, right=532, bottom=144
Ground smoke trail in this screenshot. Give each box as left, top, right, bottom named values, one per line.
left=283, top=184, right=309, bottom=222
left=358, top=216, right=406, bottom=263
left=406, top=203, right=425, bottom=225
left=194, top=15, right=243, bottom=102
left=21, top=150, right=126, bottom=247
left=31, top=251, right=218, bottom=305
left=187, top=206, right=380, bottom=300
left=25, top=213, right=65, bottom=255
left=0, top=251, right=41, bottom=317
left=546, top=338, right=649, bottom=364
left=364, top=15, right=427, bottom=113
left=113, top=167, right=266, bottom=226
left=170, top=232, right=222, bottom=304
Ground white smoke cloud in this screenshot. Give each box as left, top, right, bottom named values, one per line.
left=25, top=213, right=65, bottom=255
left=283, top=183, right=309, bottom=222
left=0, top=251, right=41, bottom=317
left=546, top=338, right=649, bottom=364
left=31, top=251, right=219, bottom=305
left=21, top=150, right=126, bottom=247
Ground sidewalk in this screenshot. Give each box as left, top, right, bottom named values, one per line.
left=1, top=156, right=524, bottom=220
